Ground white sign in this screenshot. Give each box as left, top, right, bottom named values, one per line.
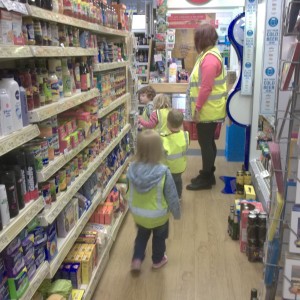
left=241, top=0, right=257, bottom=95
left=260, top=0, right=282, bottom=115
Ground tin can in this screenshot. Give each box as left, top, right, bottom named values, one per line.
left=39, top=182, right=52, bottom=207
left=52, top=133, right=60, bottom=156
left=69, top=161, right=75, bottom=182
left=54, top=173, right=60, bottom=196
left=73, top=158, right=79, bottom=177
left=58, top=168, right=67, bottom=191
left=244, top=171, right=252, bottom=185
left=49, top=177, right=56, bottom=202
left=65, top=164, right=71, bottom=186
left=77, top=154, right=83, bottom=172
left=46, top=136, right=55, bottom=160
left=236, top=170, right=244, bottom=195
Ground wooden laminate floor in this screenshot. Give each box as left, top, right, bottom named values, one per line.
left=92, top=153, right=264, bottom=300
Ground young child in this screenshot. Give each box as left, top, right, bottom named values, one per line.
left=138, top=86, right=156, bottom=122
left=161, top=109, right=189, bottom=199
left=138, top=93, right=171, bottom=135
left=126, top=129, right=181, bottom=272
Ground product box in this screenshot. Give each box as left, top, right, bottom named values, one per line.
left=11, top=13, right=24, bottom=45
left=46, top=223, right=58, bottom=262
left=0, top=10, right=13, bottom=45
left=283, top=255, right=300, bottom=299
left=244, top=185, right=256, bottom=201
left=81, top=252, right=93, bottom=284
left=289, top=205, right=300, bottom=254
left=70, top=263, right=81, bottom=288
left=239, top=201, right=264, bottom=253
left=57, top=200, right=78, bottom=238
left=296, top=160, right=300, bottom=204
left=7, top=267, right=29, bottom=299
left=72, top=289, right=85, bottom=300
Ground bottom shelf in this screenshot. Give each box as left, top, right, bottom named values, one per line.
left=81, top=208, right=128, bottom=300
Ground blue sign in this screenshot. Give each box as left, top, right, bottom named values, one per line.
left=268, top=17, right=278, bottom=27
left=265, top=67, right=275, bottom=76
left=245, top=62, right=252, bottom=68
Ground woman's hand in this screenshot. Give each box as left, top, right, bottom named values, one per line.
left=193, top=109, right=200, bottom=123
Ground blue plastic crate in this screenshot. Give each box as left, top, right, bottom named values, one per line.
left=225, top=124, right=246, bottom=162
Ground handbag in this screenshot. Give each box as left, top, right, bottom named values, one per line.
left=183, top=121, right=222, bottom=141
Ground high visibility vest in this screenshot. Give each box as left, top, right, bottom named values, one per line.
left=161, top=130, right=189, bottom=174
left=156, top=108, right=170, bottom=135
left=141, top=102, right=153, bottom=122
left=127, top=175, right=169, bottom=229
left=189, top=47, right=227, bottom=122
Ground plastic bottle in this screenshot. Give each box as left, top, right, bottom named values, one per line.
left=0, top=185, right=10, bottom=227
left=0, top=171, right=19, bottom=219
left=169, top=59, right=177, bottom=83
left=49, top=71, right=60, bottom=101
left=62, top=58, right=72, bottom=97
left=17, top=82, right=29, bottom=126
left=0, top=74, right=23, bottom=130
left=0, top=89, right=14, bottom=136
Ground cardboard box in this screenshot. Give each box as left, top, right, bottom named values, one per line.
left=0, top=10, right=13, bottom=45
left=81, top=253, right=93, bottom=284
left=244, top=185, right=256, bottom=200
left=283, top=256, right=300, bottom=299
left=289, top=205, right=300, bottom=254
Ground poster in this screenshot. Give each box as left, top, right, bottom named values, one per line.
left=260, top=0, right=282, bottom=114
left=167, top=13, right=216, bottom=29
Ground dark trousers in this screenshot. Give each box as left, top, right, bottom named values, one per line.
left=196, top=122, right=217, bottom=173
left=133, top=221, right=169, bottom=264
left=172, top=173, right=182, bottom=198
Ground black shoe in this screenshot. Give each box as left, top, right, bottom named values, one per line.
left=191, top=168, right=216, bottom=185
left=187, top=171, right=212, bottom=190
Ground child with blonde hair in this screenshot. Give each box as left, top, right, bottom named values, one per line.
left=138, top=93, right=171, bottom=135
left=161, top=109, right=189, bottom=199
left=126, top=129, right=181, bottom=272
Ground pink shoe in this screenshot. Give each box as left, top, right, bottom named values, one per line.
left=152, top=255, right=168, bottom=269
left=131, top=259, right=142, bottom=272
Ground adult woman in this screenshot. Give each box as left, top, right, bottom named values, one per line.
left=186, top=23, right=227, bottom=191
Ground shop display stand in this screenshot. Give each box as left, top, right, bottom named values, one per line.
left=136, top=39, right=153, bottom=84
left=0, top=2, right=132, bottom=298
left=261, top=1, right=300, bottom=298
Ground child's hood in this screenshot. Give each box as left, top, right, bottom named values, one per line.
left=127, top=162, right=168, bottom=193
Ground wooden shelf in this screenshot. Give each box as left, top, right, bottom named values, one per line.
left=93, top=61, right=128, bottom=72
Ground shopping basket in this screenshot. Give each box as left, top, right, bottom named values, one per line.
left=183, top=121, right=222, bottom=141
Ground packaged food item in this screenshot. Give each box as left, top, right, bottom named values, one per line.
left=0, top=10, right=13, bottom=45
left=11, top=13, right=24, bottom=45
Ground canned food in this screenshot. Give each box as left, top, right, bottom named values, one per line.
left=65, top=164, right=71, bottom=186
left=49, top=177, right=56, bottom=202
left=52, top=133, right=60, bottom=156
left=244, top=171, right=252, bottom=185
left=73, top=158, right=79, bottom=177
left=77, top=154, right=83, bottom=172
left=39, top=182, right=52, bottom=207
left=59, top=168, right=67, bottom=192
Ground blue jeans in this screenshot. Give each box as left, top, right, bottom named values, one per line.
left=172, top=173, right=182, bottom=198
left=133, top=221, right=169, bottom=264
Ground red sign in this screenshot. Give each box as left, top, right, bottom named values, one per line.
left=167, top=13, right=216, bottom=29
left=186, top=0, right=211, bottom=4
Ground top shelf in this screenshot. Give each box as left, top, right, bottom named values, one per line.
left=137, top=45, right=149, bottom=49
left=26, top=5, right=129, bottom=38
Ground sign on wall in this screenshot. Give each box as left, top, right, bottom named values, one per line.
left=241, top=0, right=257, bottom=96
left=167, top=13, right=216, bottom=29
left=260, top=0, right=282, bottom=115
left=186, top=0, right=211, bottom=4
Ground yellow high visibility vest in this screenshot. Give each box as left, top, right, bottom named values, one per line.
left=127, top=175, right=169, bottom=229
left=189, top=47, right=227, bottom=122
left=141, top=102, right=153, bottom=122
left=156, top=108, right=170, bottom=135
left=161, top=130, right=189, bottom=174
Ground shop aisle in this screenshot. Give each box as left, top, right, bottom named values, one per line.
left=92, top=154, right=263, bottom=300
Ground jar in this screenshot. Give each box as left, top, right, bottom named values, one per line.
left=58, top=168, right=67, bottom=191
left=42, top=69, right=52, bottom=105
left=30, top=68, right=41, bottom=109
left=33, top=20, right=43, bottom=46
left=49, top=71, right=59, bottom=102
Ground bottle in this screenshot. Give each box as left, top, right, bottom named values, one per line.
left=25, top=151, right=39, bottom=200
left=68, top=61, right=77, bottom=94
left=33, top=20, right=43, bottom=46
left=0, top=89, right=14, bottom=136
left=18, top=83, right=29, bottom=126
left=0, top=74, right=23, bottom=130
left=62, top=59, right=72, bottom=97
left=250, top=288, right=258, bottom=300
left=23, top=18, right=36, bottom=45
left=227, top=204, right=234, bottom=236
left=139, top=51, right=144, bottom=63
left=80, top=58, right=88, bottom=92
left=74, top=60, right=81, bottom=91
left=231, top=213, right=239, bottom=240
left=11, top=166, right=25, bottom=210
left=49, top=71, right=60, bottom=101
left=169, top=59, right=177, bottom=83
left=0, top=171, right=19, bottom=218
left=0, top=185, right=10, bottom=227
left=30, top=68, right=41, bottom=108
left=42, top=68, right=52, bottom=105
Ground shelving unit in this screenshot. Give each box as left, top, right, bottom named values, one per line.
left=47, top=158, right=130, bottom=278
left=136, top=39, right=152, bottom=84
left=28, top=89, right=100, bottom=123
left=0, top=2, right=132, bottom=298
left=0, top=197, right=44, bottom=252
left=81, top=207, right=128, bottom=300
left=38, top=124, right=131, bottom=226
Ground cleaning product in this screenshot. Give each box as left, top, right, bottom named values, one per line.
left=168, top=59, right=177, bottom=83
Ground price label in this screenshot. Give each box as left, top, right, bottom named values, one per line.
left=261, top=170, right=270, bottom=178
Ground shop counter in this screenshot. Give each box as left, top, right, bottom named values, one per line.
left=149, top=83, right=188, bottom=94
